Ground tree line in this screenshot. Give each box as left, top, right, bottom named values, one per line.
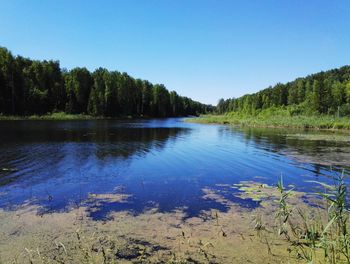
left=0, top=47, right=213, bottom=117
left=217, top=66, right=350, bottom=116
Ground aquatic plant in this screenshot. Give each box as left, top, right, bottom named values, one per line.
left=275, top=175, right=294, bottom=240
left=274, top=170, right=350, bottom=263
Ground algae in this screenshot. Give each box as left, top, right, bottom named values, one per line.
left=0, top=182, right=319, bottom=263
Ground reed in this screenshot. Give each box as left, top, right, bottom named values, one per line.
left=274, top=171, right=350, bottom=263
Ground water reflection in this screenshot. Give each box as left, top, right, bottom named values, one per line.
left=0, top=119, right=349, bottom=220
left=229, top=126, right=350, bottom=175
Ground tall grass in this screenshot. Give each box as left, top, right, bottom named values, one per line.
left=275, top=172, right=350, bottom=263
left=276, top=176, right=294, bottom=241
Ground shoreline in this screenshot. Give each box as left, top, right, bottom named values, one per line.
left=186, top=114, right=350, bottom=132
left=0, top=113, right=194, bottom=121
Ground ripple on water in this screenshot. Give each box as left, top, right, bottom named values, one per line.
left=0, top=118, right=349, bottom=219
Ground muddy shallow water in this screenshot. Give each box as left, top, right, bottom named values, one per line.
left=0, top=118, right=349, bottom=263
left=0, top=181, right=312, bottom=263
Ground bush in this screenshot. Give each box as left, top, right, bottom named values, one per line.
left=339, top=104, right=350, bottom=117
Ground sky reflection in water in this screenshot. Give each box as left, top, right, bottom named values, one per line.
left=0, top=118, right=349, bottom=220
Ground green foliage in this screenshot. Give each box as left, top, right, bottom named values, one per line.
left=275, top=172, right=350, bottom=263
left=0, top=47, right=213, bottom=117
left=276, top=176, right=294, bottom=240
left=217, top=66, right=350, bottom=117
left=188, top=108, right=350, bottom=130
left=0, top=112, right=97, bottom=120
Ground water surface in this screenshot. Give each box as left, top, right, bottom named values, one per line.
left=0, top=118, right=349, bottom=219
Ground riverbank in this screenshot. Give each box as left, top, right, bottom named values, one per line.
left=0, top=112, right=197, bottom=121
left=186, top=112, right=350, bottom=130
left=0, top=112, right=102, bottom=121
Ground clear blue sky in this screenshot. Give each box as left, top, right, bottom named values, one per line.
left=1, top=0, right=349, bottom=105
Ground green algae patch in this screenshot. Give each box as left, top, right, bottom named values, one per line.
left=286, top=132, right=350, bottom=142
left=231, top=181, right=302, bottom=207
left=232, top=181, right=277, bottom=203
left=88, top=192, right=132, bottom=204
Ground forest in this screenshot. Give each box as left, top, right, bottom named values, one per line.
left=0, top=47, right=213, bottom=117
left=217, top=66, right=350, bottom=117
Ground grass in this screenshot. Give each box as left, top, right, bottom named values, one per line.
left=273, top=172, right=350, bottom=263
left=0, top=112, right=172, bottom=121
left=186, top=108, right=350, bottom=130
left=0, top=112, right=99, bottom=121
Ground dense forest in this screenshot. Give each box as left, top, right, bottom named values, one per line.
left=217, top=66, right=350, bottom=116
left=0, top=47, right=213, bottom=117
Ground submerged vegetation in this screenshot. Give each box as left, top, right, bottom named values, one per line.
left=228, top=172, right=350, bottom=263
left=2, top=173, right=349, bottom=263
left=0, top=47, right=213, bottom=118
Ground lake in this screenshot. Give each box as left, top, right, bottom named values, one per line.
left=0, top=118, right=349, bottom=220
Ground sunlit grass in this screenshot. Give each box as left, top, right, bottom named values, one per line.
left=187, top=111, right=350, bottom=130
left=0, top=112, right=98, bottom=120
left=274, top=172, right=350, bottom=263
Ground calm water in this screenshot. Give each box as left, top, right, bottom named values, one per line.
left=0, top=118, right=349, bottom=219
